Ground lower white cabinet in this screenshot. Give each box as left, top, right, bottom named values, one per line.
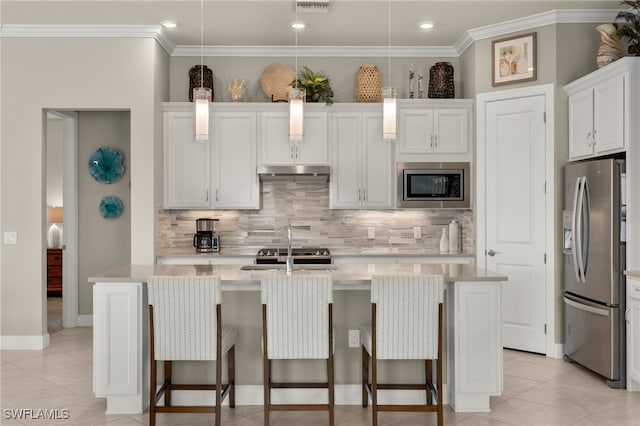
left=627, top=277, right=640, bottom=391
left=329, top=108, right=394, bottom=209
left=163, top=104, right=259, bottom=209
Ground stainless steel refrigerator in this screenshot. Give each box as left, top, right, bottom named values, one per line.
left=563, top=158, right=626, bottom=388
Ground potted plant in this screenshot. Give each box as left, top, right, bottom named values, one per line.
left=291, top=66, right=334, bottom=105
left=616, top=0, right=640, bottom=55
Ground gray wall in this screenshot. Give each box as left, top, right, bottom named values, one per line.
left=46, top=117, right=64, bottom=207
left=77, top=112, right=132, bottom=315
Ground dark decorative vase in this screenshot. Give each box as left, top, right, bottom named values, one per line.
left=428, top=62, right=455, bottom=99
left=188, top=65, right=214, bottom=102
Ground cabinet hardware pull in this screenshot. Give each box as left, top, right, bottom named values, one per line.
left=216, top=190, right=219, bottom=202
left=290, top=145, right=294, bottom=159
left=592, top=130, right=597, bottom=146
left=206, top=189, right=209, bottom=202
left=586, top=132, right=591, bottom=147
left=430, top=135, right=433, bottom=147
left=363, top=189, right=366, bottom=201
left=434, top=135, right=438, bottom=147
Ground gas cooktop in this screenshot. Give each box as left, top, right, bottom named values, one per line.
left=256, top=248, right=331, bottom=264
left=257, top=248, right=330, bottom=257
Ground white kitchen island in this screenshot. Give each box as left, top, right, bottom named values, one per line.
left=90, top=263, right=507, bottom=415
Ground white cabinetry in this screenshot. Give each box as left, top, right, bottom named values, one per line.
left=163, top=103, right=259, bottom=209
left=259, top=109, right=328, bottom=165
left=329, top=106, right=394, bottom=209
left=627, top=276, right=640, bottom=391
left=212, top=111, right=259, bottom=209
left=396, top=100, right=472, bottom=161
left=163, top=111, right=210, bottom=208
left=565, top=67, right=627, bottom=160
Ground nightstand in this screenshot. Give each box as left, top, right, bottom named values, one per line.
left=47, top=248, right=63, bottom=296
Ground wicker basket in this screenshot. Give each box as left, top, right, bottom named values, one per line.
left=428, top=62, right=455, bottom=99
left=356, top=65, right=381, bottom=102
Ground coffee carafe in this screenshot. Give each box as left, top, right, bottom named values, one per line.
left=193, top=218, right=219, bottom=253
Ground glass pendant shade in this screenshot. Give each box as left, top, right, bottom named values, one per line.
left=289, top=87, right=305, bottom=141
left=194, top=87, right=211, bottom=141
left=382, top=87, right=397, bottom=140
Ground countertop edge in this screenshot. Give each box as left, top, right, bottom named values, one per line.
left=89, top=264, right=507, bottom=284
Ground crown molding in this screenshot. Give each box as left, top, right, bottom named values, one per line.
left=171, top=44, right=458, bottom=57
left=455, top=9, right=621, bottom=54
left=0, top=9, right=624, bottom=58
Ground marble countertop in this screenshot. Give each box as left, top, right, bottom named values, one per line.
left=89, top=263, right=506, bottom=290
left=157, top=248, right=475, bottom=259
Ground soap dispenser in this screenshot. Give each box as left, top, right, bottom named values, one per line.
left=439, top=227, right=449, bottom=253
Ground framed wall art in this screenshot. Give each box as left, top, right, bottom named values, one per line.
left=492, top=32, right=537, bottom=86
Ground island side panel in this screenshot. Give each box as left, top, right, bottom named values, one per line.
left=93, top=281, right=148, bottom=414
left=449, top=280, right=502, bottom=412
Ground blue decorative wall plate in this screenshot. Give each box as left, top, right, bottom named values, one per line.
left=89, top=147, right=124, bottom=184
left=100, top=196, right=124, bottom=219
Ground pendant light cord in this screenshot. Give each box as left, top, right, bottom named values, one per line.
left=200, top=0, right=204, bottom=89
left=295, top=7, right=299, bottom=89
left=387, top=0, right=391, bottom=87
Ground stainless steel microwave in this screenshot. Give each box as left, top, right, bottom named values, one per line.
left=397, top=162, right=470, bottom=208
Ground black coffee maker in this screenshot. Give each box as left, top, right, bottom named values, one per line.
left=193, top=218, right=219, bottom=253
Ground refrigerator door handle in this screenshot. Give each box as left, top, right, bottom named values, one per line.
left=571, top=177, right=583, bottom=283
left=576, top=176, right=587, bottom=283
left=564, top=295, right=610, bottom=317
left=582, top=176, right=591, bottom=280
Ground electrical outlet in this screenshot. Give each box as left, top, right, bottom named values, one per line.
left=367, top=227, right=375, bottom=239
left=3, top=231, right=17, bottom=245
left=413, top=226, right=422, bottom=239
left=348, top=329, right=360, bottom=348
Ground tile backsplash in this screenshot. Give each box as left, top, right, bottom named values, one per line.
left=156, top=181, right=474, bottom=254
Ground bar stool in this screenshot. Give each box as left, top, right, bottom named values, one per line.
left=261, top=275, right=334, bottom=426
left=147, top=276, right=236, bottom=426
left=360, top=274, right=445, bottom=426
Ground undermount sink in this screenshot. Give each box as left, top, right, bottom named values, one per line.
left=240, top=264, right=337, bottom=271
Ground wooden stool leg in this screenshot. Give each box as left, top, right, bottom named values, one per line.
left=362, top=345, right=369, bottom=407
left=164, top=361, right=172, bottom=406
left=229, top=345, right=236, bottom=408
left=149, top=359, right=157, bottom=426
left=426, top=359, right=433, bottom=405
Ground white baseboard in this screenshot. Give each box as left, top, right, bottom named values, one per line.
left=1, top=333, right=50, bottom=350
left=166, top=384, right=450, bottom=406
left=547, top=343, right=564, bottom=359
left=76, top=314, right=93, bottom=327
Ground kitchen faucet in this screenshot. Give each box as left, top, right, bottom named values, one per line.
left=286, top=218, right=293, bottom=273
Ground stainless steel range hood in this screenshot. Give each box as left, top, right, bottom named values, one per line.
left=258, top=165, right=330, bottom=181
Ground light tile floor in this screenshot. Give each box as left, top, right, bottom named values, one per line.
left=0, top=303, right=638, bottom=425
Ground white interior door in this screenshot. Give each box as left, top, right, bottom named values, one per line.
left=485, top=95, right=547, bottom=353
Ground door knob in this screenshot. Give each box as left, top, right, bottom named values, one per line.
left=487, top=249, right=498, bottom=256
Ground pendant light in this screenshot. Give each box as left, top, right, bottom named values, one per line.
left=289, top=8, right=305, bottom=141
left=194, top=0, right=211, bottom=142
left=382, top=0, right=397, bottom=140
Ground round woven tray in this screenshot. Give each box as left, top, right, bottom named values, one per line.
left=261, top=64, right=296, bottom=102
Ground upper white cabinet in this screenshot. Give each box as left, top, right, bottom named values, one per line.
left=396, top=99, right=473, bottom=161
left=565, top=61, right=633, bottom=161
left=164, top=110, right=211, bottom=208
left=163, top=103, right=259, bottom=209
left=329, top=106, right=394, bottom=209
left=212, top=111, right=259, bottom=209
left=259, top=110, right=328, bottom=165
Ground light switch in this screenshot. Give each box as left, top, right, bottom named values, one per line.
left=4, top=231, right=17, bottom=244
left=367, top=227, right=375, bottom=239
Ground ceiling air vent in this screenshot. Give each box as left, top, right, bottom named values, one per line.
left=296, top=0, right=331, bottom=13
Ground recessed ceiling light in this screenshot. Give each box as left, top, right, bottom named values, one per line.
left=419, top=22, right=434, bottom=30
left=161, top=20, right=178, bottom=29
left=291, top=21, right=306, bottom=30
